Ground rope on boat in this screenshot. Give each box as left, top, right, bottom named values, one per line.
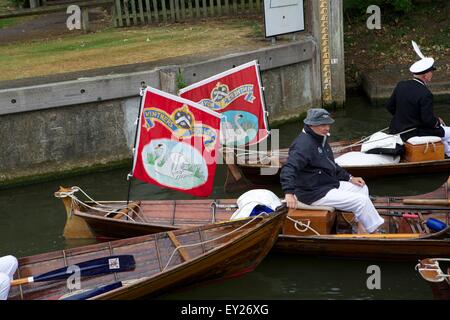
left=221, top=127, right=419, bottom=160
left=286, top=216, right=321, bottom=236
left=423, top=141, right=437, bottom=154
left=162, top=213, right=268, bottom=271
left=415, top=258, right=450, bottom=281
left=220, top=146, right=280, bottom=164
left=55, top=186, right=149, bottom=223
left=332, top=127, right=416, bottom=153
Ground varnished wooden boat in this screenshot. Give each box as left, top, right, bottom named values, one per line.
left=225, top=140, right=450, bottom=187
left=8, top=208, right=287, bottom=300
left=57, top=181, right=449, bottom=240
left=56, top=183, right=450, bottom=260
left=416, top=258, right=450, bottom=300
left=275, top=179, right=450, bottom=260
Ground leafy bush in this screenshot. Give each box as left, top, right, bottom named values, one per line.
left=344, top=0, right=414, bottom=15
left=8, top=0, right=28, bottom=9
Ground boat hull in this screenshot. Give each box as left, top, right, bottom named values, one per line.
left=274, top=234, right=450, bottom=261
left=9, top=209, right=287, bottom=300
left=235, top=159, right=450, bottom=187
left=99, top=211, right=286, bottom=299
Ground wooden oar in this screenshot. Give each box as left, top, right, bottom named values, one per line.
left=374, top=205, right=450, bottom=211
left=402, top=199, right=450, bottom=206
left=331, top=233, right=421, bottom=239
left=11, top=255, right=135, bottom=286
left=60, top=281, right=123, bottom=300
left=379, top=212, right=418, bottom=218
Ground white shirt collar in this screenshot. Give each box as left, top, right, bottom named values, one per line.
left=413, top=78, right=426, bottom=86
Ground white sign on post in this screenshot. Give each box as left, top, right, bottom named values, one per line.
left=263, top=0, right=305, bottom=38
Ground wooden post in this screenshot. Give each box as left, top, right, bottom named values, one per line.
left=138, top=0, right=145, bottom=24
left=217, top=0, right=221, bottom=15
left=209, top=0, right=214, bottom=16
left=202, top=0, right=207, bottom=17
left=328, top=0, right=345, bottom=107
left=124, top=0, right=131, bottom=26
left=29, top=0, right=38, bottom=8
left=115, top=0, right=124, bottom=27
left=81, top=7, right=90, bottom=32
left=169, top=0, right=175, bottom=22
left=130, top=0, right=138, bottom=25
left=195, top=0, right=200, bottom=17
left=224, top=0, right=229, bottom=14
left=160, top=69, right=177, bottom=94
left=158, top=0, right=165, bottom=23
left=187, top=0, right=193, bottom=19
left=145, top=0, right=152, bottom=23
left=180, top=0, right=186, bottom=21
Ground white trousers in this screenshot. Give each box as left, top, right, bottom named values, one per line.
left=311, top=181, right=384, bottom=233
left=0, top=255, right=18, bottom=300
left=441, top=125, right=450, bottom=157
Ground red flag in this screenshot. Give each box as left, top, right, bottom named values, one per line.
left=132, top=87, right=222, bottom=197
left=179, top=60, right=269, bottom=146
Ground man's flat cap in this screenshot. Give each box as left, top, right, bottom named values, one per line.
left=304, top=108, right=335, bottom=126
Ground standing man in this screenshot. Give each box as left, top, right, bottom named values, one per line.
left=386, top=41, right=450, bottom=156
left=280, top=108, right=384, bottom=234
left=0, top=255, right=18, bottom=300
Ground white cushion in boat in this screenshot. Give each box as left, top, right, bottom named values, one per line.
left=230, top=189, right=282, bottom=220
left=407, top=136, right=442, bottom=145
left=296, top=201, right=335, bottom=212
left=335, top=151, right=400, bottom=166
left=361, top=132, right=403, bottom=153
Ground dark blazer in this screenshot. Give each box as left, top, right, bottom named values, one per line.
left=280, top=125, right=351, bottom=205
left=386, top=79, right=444, bottom=141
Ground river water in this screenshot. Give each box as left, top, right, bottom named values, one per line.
left=1, top=95, right=449, bottom=299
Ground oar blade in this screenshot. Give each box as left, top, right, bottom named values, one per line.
left=60, top=281, right=123, bottom=300
left=35, top=255, right=135, bottom=282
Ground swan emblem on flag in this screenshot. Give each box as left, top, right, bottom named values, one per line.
left=142, top=139, right=208, bottom=189
left=220, top=110, right=259, bottom=146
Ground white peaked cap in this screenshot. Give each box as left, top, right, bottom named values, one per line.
left=409, top=41, right=436, bottom=74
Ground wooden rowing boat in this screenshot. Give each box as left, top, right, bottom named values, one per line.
left=57, top=181, right=449, bottom=240
left=416, top=258, right=450, bottom=300
left=8, top=208, right=287, bottom=300
left=275, top=180, right=450, bottom=260
left=56, top=183, right=450, bottom=260
left=225, top=140, right=450, bottom=188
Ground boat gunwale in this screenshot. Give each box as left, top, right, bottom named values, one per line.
left=278, top=225, right=450, bottom=242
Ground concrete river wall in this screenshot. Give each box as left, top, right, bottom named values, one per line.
left=0, top=39, right=338, bottom=186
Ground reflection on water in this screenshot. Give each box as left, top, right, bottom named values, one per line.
left=158, top=253, right=433, bottom=300
left=0, top=95, right=447, bottom=299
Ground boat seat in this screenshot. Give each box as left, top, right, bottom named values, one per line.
left=283, top=207, right=337, bottom=236
left=296, top=201, right=335, bottom=212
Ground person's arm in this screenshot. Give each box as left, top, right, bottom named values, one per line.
left=335, top=163, right=351, bottom=181
left=419, top=93, right=440, bottom=128
left=280, top=141, right=308, bottom=208
left=386, top=86, right=397, bottom=115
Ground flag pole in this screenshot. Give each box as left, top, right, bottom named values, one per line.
left=126, top=81, right=147, bottom=205
left=256, top=59, right=271, bottom=140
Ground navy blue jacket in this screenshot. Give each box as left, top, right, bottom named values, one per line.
left=280, top=125, right=351, bottom=205
left=387, top=79, right=444, bottom=141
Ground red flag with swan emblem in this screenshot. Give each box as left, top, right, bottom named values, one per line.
left=132, top=87, right=222, bottom=197
left=178, top=60, right=269, bottom=147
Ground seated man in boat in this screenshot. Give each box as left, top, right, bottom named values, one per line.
left=0, top=255, right=18, bottom=300
left=280, top=108, right=384, bottom=234
left=386, top=41, right=450, bottom=157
